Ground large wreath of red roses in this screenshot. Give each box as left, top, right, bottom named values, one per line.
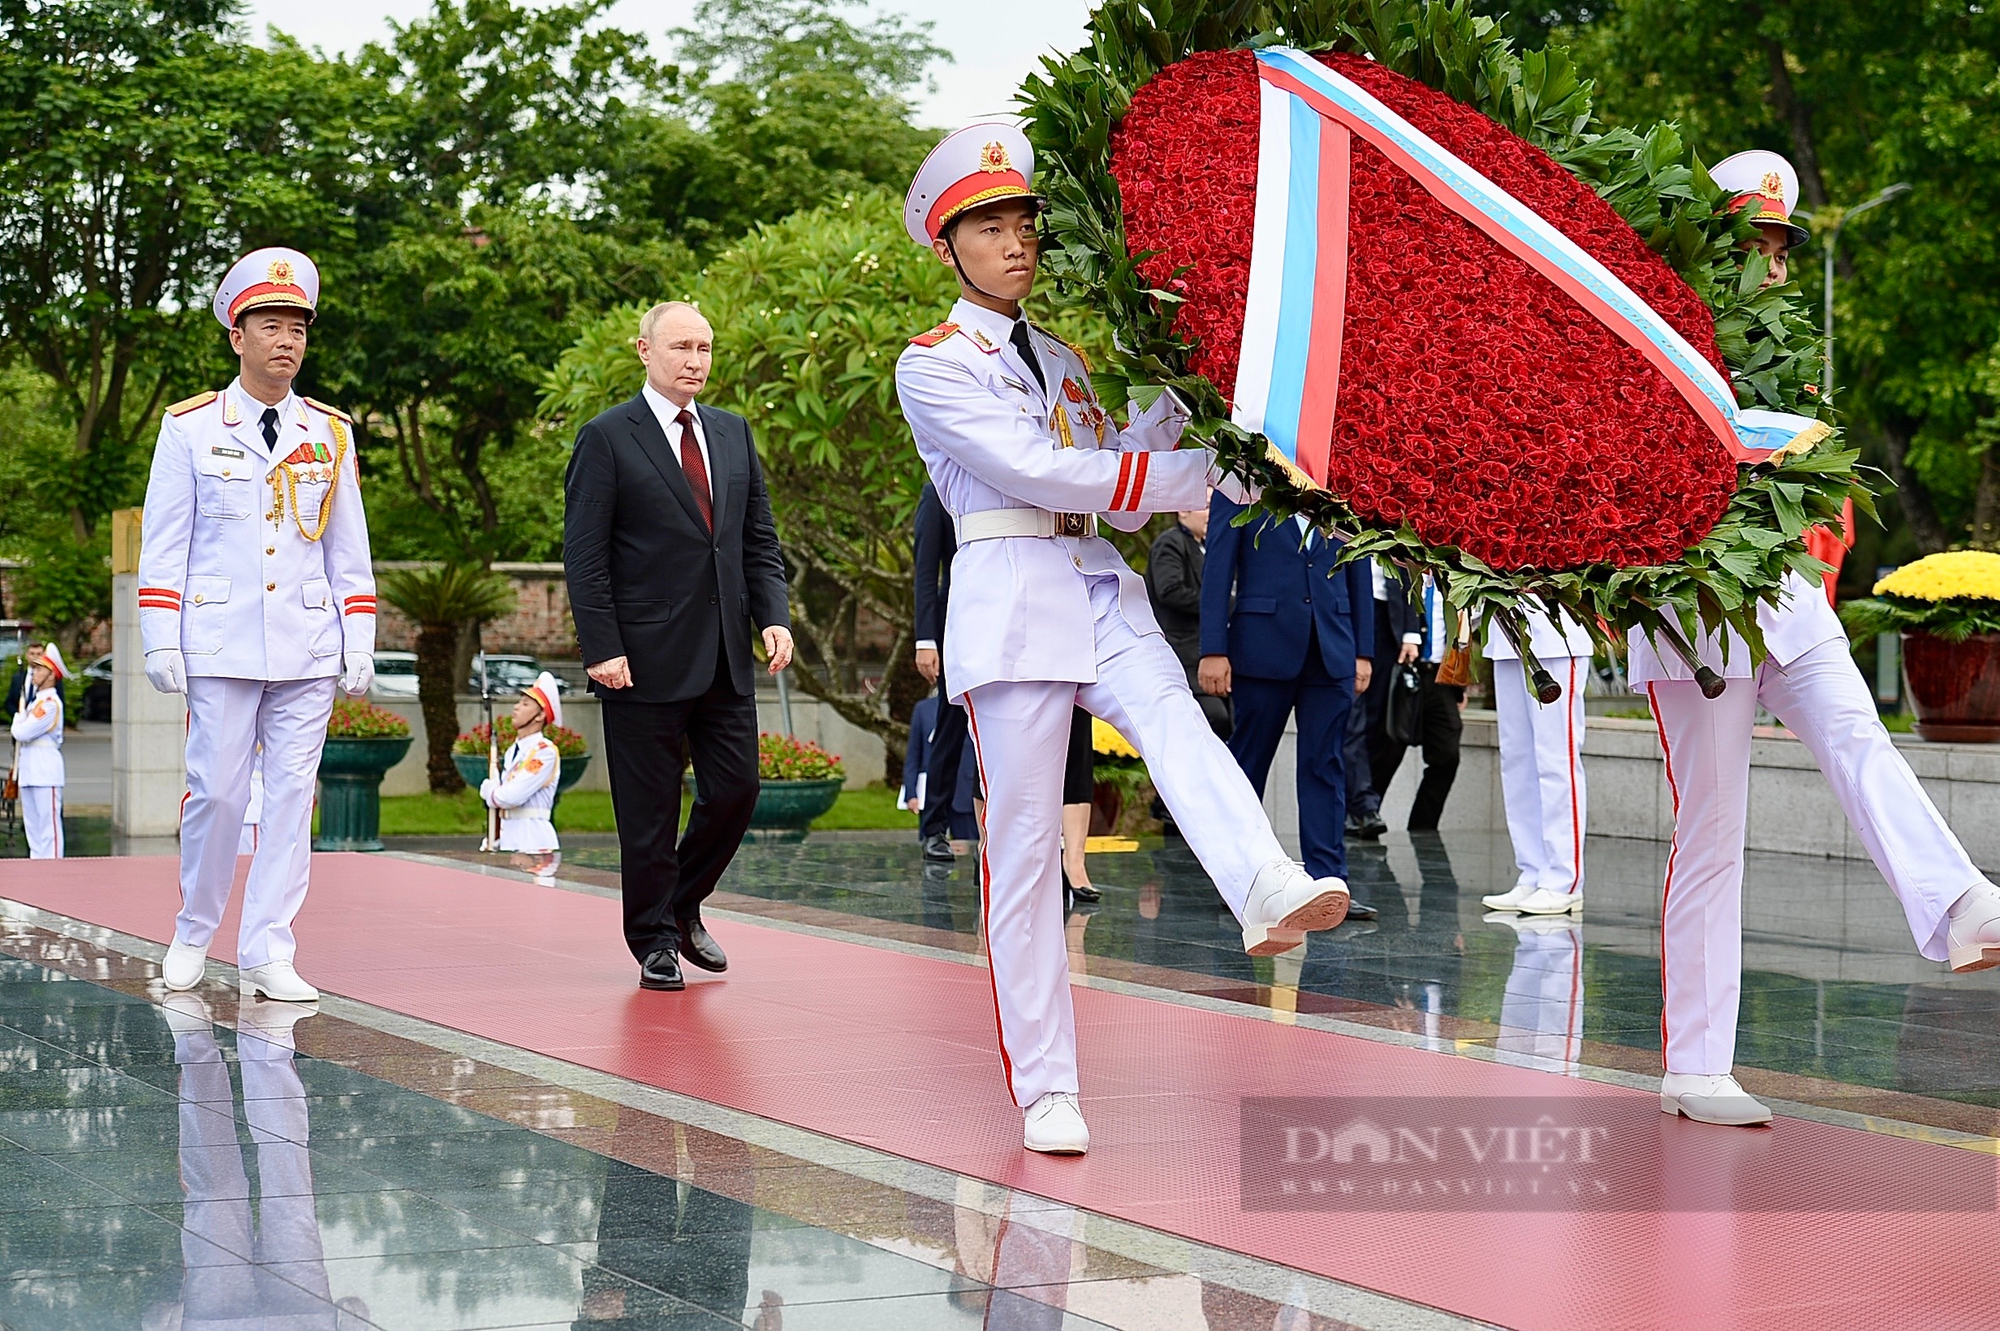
left=1113, top=50, right=1737, bottom=572
left=1021, top=1, right=1871, bottom=664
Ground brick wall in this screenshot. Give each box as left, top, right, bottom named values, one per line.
left=374, top=562, right=578, bottom=659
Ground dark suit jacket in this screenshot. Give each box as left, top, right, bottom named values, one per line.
left=1380, top=570, right=1424, bottom=652
left=912, top=482, right=954, bottom=646
left=1200, top=495, right=1373, bottom=681
left=563, top=394, right=790, bottom=703
left=1146, top=521, right=1205, bottom=671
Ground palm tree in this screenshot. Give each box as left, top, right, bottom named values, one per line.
left=377, top=564, right=517, bottom=791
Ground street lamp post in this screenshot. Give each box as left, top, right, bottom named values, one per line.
left=1821, top=182, right=1911, bottom=403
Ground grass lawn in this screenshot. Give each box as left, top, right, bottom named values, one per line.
left=357, top=782, right=917, bottom=837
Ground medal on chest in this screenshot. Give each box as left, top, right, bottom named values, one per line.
left=266, top=411, right=346, bottom=542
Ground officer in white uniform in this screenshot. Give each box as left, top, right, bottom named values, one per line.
left=141, top=247, right=376, bottom=1004
left=480, top=671, right=564, bottom=884
left=1632, top=152, right=2000, bottom=1126
left=897, top=122, right=1350, bottom=1155
left=10, top=643, right=67, bottom=859
left=1481, top=604, right=1595, bottom=915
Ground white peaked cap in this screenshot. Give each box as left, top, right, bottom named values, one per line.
left=526, top=672, right=562, bottom=730
left=904, top=120, right=1038, bottom=248
left=213, top=247, right=320, bottom=330
left=1712, top=150, right=1809, bottom=247
left=33, top=642, right=66, bottom=681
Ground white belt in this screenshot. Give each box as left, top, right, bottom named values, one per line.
left=955, top=509, right=1097, bottom=542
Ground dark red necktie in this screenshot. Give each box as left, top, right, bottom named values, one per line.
left=675, top=408, right=712, bottom=530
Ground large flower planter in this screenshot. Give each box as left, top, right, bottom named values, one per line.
left=683, top=772, right=844, bottom=841
left=452, top=751, right=592, bottom=801
left=1903, top=631, right=2000, bottom=743
left=314, top=736, right=413, bottom=852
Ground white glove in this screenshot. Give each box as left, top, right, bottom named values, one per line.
left=1206, top=458, right=1264, bottom=506
left=144, top=648, right=187, bottom=695
left=478, top=778, right=495, bottom=804
left=340, top=650, right=374, bottom=698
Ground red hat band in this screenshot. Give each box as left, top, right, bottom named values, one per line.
left=925, top=169, right=1034, bottom=241
left=525, top=685, right=553, bottom=720
left=228, top=282, right=315, bottom=323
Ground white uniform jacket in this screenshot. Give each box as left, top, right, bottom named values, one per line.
left=1483, top=599, right=1596, bottom=661
left=1627, top=570, right=1844, bottom=687
left=480, top=734, right=560, bottom=853
left=895, top=299, right=1214, bottom=700
left=138, top=381, right=376, bottom=682
left=9, top=688, right=63, bottom=786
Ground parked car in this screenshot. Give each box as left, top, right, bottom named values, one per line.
left=370, top=651, right=421, bottom=699
left=81, top=653, right=114, bottom=722
left=471, top=653, right=568, bottom=696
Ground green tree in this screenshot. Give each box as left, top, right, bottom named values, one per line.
left=0, top=0, right=355, bottom=642
left=377, top=563, right=516, bottom=791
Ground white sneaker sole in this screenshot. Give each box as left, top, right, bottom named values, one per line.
left=1242, top=886, right=1350, bottom=956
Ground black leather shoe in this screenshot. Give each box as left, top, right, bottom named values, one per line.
left=1346, top=812, right=1387, bottom=841
left=677, top=919, right=728, bottom=973
left=1343, top=899, right=1380, bottom=922
left=921, top=834, right=955, bottom=863
left=638, top=948, right=684, bottom=991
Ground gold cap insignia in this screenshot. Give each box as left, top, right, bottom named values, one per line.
left=1759, top=172, right=1784, bottom=203
left=268, top=258, right=297, bottom=286
left=978, top=141, right=1011, bottom=174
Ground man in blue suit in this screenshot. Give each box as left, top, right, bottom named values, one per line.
left=1199, top=495, right=1377, bottom=914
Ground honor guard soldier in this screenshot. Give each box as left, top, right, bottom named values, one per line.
left=141, top=246, right=377, bottom=1004
left=897, top=121, right=1351, bottom=1155
left=480, top=671, right=565, bottom=885
left=1631, top=151, right=2000, bottom=1126
left=10, top=644, right=67, bottom=859
left=1480, top=602, right=1595, bottom=917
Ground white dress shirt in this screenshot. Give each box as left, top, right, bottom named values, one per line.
left=641, top=382, right=712, bottom=490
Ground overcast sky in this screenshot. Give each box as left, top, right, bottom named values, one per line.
left=238, top=0, right=1095, bottom=128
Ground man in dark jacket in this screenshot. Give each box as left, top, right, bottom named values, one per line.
left=563, top=301, right=793, bottom=993
left=911, top=480, right=968, bottom=864
left=1145, top=505, right=1229, bottom=740
left=1372, top=569, right=1463, bottom=830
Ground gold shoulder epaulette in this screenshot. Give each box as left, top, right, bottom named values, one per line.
left=165, top=391, right=218, bottom=417
left=303, top=396, right=353, bottom=423
left=909, top=321, right=959, bottom=348
left=1034, top=325, right=1095, bottom=376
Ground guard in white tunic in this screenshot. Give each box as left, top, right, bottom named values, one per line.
left=10, top=644, right=67, bottom=859
left=1631, top=152, right=2000, bottom=1126
left=480, top=671, right=564, bottom=885
left=141, top=247, right=376, bottom=1004
left=898, top=122, right=1350, bottom=1156
left=1481, top=603, right=1595, bottom=916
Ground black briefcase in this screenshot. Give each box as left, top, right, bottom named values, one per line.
left=1383, top=661, right=1424, bottom=747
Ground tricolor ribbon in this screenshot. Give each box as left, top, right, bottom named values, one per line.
left=1232, top=47, right=1824, bottom=485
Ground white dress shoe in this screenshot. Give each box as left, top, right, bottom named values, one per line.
left=162, top=940, right=208, bottom=991
left=239, top=960, right=320, bottom=1003
left=1480, top=883, right=1538, bottom=911
left=1241, top=859, right=1350, bottom=956
left=1515, top=888, right=1583, bottom=916
left=1945, top=884, right=2000, bottom=972
left=1661, top=1072, right=1772, bottom=1126
left=1023, top=1091, right=1089, bottom=1155
left=159, top=992, right=212, bottom=1037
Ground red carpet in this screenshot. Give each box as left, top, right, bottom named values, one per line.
left=4, top=854, right=1996, bottom=1330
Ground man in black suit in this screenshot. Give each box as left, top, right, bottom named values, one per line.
left=1372, top=569, right=1462, bottom=830
left=911, top=480, right=967, bottom=864
left=563, top=301, right=793, bottom=992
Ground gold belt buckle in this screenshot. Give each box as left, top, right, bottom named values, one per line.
left=1056, top=512, right=1091, bottom=537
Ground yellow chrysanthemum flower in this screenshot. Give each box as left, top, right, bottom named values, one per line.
left=1091, top=716, right=1140, bottom=759
left=1873, top=551, right=2000, bottom=602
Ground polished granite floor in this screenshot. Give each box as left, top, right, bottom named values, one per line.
left=567, top=829, right=2000, bottom=1124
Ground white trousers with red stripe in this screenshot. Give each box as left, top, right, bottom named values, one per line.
left=20, top=786, right=62, bottom=859
left=1494, top=655, right=1588, bottom=894
left=1495, top=921, right=1584, bottom=1074
left=1649, top=638, right=1988, bottom=1075
left=963, top=574, right=1288, bottom=1107
left=176, top=675, right=337, bottom=969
